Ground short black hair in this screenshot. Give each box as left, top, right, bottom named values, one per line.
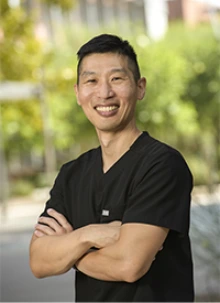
left=76, top=34, right=141, bottom=83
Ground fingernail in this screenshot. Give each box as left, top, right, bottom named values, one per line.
left=47, top=208, right=52, bottom=213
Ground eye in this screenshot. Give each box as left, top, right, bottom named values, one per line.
left=112, top=77, right=122, bottom=81
left=87, top=79, right=96, bottom=83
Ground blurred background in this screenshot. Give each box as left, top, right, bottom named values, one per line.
left=0, top=0, right=219, bottom=302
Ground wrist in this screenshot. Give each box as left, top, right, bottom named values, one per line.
left=78, top=225, right=94, bottom=248
left=80, top=224, right=96, bottom=247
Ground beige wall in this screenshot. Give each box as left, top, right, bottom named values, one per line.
left=168, top=0, right=210, bottom=25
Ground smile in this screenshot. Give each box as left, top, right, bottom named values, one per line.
left=96, top=105, right=119, bottom=112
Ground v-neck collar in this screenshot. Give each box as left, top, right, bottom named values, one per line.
left=95, top=131, right=149, bottom=178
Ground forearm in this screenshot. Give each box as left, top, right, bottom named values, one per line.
left=76, top=223, right=167, bottom=283
left=76, top=242, right=128, bottom=282
left=30, top=228, right=91, bottom=278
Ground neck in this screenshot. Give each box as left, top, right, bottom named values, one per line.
left=97, top=127, right=142, bottom=173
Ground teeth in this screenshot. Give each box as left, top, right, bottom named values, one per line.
left=96, top=106, right=118, bottom=112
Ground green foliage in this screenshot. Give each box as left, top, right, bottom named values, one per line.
left=0, top=0, right=10, bottom=16
left=40, top=0, right=77, bottom=11
left=162, top=24, right=220, bottom=185
left=0, top=0, right=45, bottom=156
left=135, top=40, right=199, bottom=143
left=41, top=39, right=95, bottom=151
left=1, top=1, right=219, bottom=188
left=1, top=101, right=43, bottom=154
left=0, top=4, right=43, bottom=80
left=128, top=24, right=219, bottom=185
left=10, top=178, right=35, bottom=197
left=166, top=24, right=220, bottom=134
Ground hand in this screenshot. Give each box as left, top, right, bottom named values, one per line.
left=87, top=221, right=121, bottom=249
left=34, top=208, right=73, bottom=238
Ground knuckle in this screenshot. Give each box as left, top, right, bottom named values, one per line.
left=37, top=223, right=46, bottom=230
left=38, top=216, right=45, bottom=222
left=56, top=212, right=65, bottom=220
left=39, top=216, right=52, bottom=224
left=63, top=222, right=70, bottom=228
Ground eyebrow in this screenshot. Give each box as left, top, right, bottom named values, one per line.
left=80, top=68, right=128, bottom=78
left=80, top=71, right=96, bottom=78
left=110, top=68, right=127, bottom=74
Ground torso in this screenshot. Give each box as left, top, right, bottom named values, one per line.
left=42, top=132, right=194, bottom=302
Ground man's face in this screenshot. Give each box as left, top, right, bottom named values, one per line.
left=74, top=52, right=146, bottom=134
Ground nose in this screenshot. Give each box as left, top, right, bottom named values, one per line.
left=97, top=80, right=114, bottom=99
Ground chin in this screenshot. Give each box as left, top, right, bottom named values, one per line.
left=96, top=124, right=124, bottom=133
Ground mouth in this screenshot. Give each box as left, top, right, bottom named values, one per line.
left=94, top=105, right=119, bottom=117
left=95, top=105, right=119, bottom=113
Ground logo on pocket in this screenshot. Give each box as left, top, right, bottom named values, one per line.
left=102, top=209, right=110, bottom=216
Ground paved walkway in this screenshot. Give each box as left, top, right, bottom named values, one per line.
left=0, top=185, right=219, bottom=233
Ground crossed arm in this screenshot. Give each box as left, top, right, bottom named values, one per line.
left=29, top=209, right=168, bottom=282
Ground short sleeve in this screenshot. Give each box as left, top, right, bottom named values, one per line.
left=40, top=164, right=68, bottom=220
left=122, top=152, right=193, bottom=234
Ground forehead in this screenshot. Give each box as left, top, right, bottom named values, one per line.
left=79, top=52, right=130, bottom=74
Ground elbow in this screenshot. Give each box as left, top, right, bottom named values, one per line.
left=29, top=254, right=71, bottom=279
left=29, top=249, right=52, bottom=279
left=30, top=265, right=44, bottom=279
left=120, top=260, right=151, bottom=283
left=29, top=239, right=56, bottom=279
left=29, top=238, right=48, bottom=279
left=122, top=271, right=141, bottom=284
left=32, top=271, right=45, bottom=279
left=29, top=258, right=47, bottom=279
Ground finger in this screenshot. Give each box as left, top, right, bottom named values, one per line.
left=47, top=209, right=73, bottom=231
left=34, top=229, right=46, bottom=237
left=38, top=216, right=62, bottom=232
left=38, top=215, right=73, bottom=235
left=35, top=223, right=56, bottom=236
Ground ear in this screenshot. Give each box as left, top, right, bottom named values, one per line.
left=74, top=84, right=81, bottom=106
left=137, top=77, right=147, bottom=100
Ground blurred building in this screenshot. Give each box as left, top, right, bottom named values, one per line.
left=18, top=0, right=220, bottom=42
left=168, top=0, right=214, bottom=25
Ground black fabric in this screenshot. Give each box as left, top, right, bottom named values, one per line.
left=40, top=132, right=194, bottom=302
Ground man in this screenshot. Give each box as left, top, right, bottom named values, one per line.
left=29, top=34, right=194, bottom=302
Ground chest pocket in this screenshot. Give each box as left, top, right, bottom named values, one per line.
left=100, top=203, right=126, bottom=223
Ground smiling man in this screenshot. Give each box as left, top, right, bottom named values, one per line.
left=29, top=34, right=194, bottom=302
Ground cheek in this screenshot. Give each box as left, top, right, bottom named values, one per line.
left=119, top=87, right=137, bottom=103
left=77, top=90, right=93, bottom=106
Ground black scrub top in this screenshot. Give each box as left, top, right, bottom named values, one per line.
left=41, top=132, right=194, bottom=302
